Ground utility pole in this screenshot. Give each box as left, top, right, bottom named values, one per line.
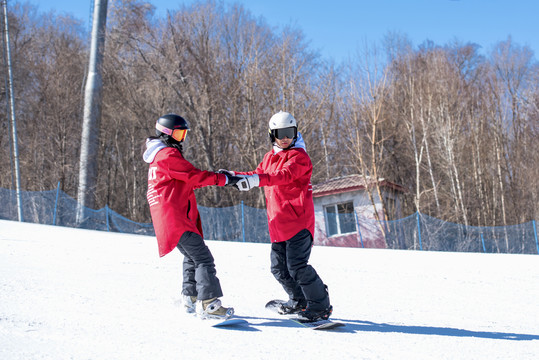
left=2, top=0, right=23, bottom=222
left=76, top=0, right=108, bottom=224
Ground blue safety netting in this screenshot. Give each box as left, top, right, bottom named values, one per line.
left=0, top=186, right=269, bottom=243
left=382, top=213, right=538, bottom=254
left=1, top=187, right=537, bottom=254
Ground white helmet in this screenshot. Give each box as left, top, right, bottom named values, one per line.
left=269, top=111, right=296, bottom=130
left=268, top=111, right=298, bottom=143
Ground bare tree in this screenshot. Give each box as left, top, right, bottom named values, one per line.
left=4, top=0, right=539, bottom=241
left=341, top=42, right=392, bottom=238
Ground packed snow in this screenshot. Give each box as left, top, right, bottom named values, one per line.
left=1, top=219, right=538, bottom=359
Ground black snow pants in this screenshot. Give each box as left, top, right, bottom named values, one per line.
left=176, top=231, right=223, bottom=301
left=270, top=229, right=330, bottom=311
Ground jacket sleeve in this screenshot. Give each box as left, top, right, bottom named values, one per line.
left=165, top=150, right=226, bottom=187
left=257, top=151, right=311, bottom=187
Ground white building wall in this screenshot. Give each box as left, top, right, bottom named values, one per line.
left=313, top=189, right=388, bottom=248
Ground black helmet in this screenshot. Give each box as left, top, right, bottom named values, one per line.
left=155, top=113, right=190, bottom=142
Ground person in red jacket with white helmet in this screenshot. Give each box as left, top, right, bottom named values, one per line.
left=143, top=113, right=242, bottom=320
left=221, top=111, right=332, bottom=322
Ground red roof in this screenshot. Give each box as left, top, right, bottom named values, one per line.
left=312, top=174, right=406, bottom=198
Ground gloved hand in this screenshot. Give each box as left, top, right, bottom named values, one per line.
left=236, top=174, right=260, bottom=191
left=218, top=169, right=235, bottom=176
left=224, top=173, right=242, bottom=187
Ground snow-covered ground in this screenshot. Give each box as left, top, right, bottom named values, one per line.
left=1, top=219, right=538, bottom=359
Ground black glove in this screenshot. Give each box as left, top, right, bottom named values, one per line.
left=224, top=173, right=242, bottom=188
left=218, top=169, right=235, bottom=176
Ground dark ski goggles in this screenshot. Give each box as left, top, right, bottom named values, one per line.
left=271, top=126, right=297, bottom=140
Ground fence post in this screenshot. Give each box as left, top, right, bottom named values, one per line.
left=354, top=209, right=364, bottom=248
left=105, top=205, right=110, bottom=232
left=533, top=220, right=538, bottom=255
left=53, top=181, right=60, bottom=225
left=416, top=212, right=423, bottom=250
left=241, top=201, right=245, bottom=243
left=480, top=233, right=486, bottom=253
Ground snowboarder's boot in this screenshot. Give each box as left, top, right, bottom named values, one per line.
left=196, top=297, right=234, bottom=320
left=277, top=299, right=307, bottom=315
left=182, top=295, right=197, bottom=313
left=297, top=305, right=333, bottom=322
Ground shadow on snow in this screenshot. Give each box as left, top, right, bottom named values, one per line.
left=335, top=319, right=539, bottom=341
left=232, top=316, right=539, bottom=340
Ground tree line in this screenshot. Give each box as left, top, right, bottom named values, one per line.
left=1, top=0, right=538, bottom=229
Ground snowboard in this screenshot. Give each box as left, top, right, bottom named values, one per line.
left=210, top=318, right=248, bottom=327
left=291, top=318, right=345, bottom=330
left=265, top=299, right=290, bottom=315
left=265, top=299, right=345, bottom=330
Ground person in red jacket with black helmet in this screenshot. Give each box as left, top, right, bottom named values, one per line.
left=221, top=111, right=332, bottom=322
left=143, top=113, right=243, bottom=320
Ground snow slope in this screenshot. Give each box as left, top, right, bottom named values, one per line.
left=1, top=220, right=538, bottom=359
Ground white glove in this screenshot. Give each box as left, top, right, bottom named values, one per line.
left=236, top=174, right=260, bottom=191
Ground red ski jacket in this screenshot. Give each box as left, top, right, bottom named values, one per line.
left=238, top=146, right=315, bottom=243
left=145, top=142, right=226, bottom=257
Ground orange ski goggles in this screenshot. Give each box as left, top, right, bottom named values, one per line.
left=156, top=122, right=188, bottom=142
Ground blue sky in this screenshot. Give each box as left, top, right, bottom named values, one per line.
left=24, top=0, right=539, bottom=63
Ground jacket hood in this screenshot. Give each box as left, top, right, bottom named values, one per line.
left=273, top=132, right=306, bottom=154
left=143, top=138, right=167, bottom=163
